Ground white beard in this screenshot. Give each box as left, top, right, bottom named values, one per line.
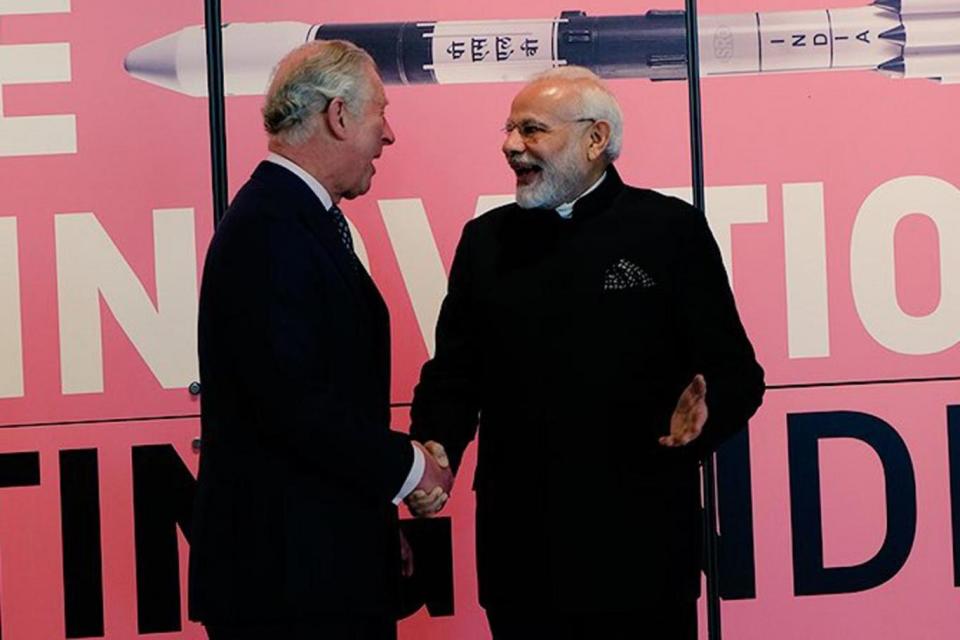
left=514, top=140, right=591, bottom=210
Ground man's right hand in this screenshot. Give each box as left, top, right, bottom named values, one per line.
left=406, top=441, right=453, bottom=517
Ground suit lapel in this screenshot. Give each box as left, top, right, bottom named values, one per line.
left=304, top=207, right=390, bottom=327
left=298, top=204, right=369, bottom=302
left=299, top=204, right=391, bottom=407
left=251, top=161, right=390, bottom=400
left=251, top=162, right=374, bottom=313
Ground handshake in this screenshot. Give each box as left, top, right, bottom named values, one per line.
left=399, top=441, right=453, bottom=578
left=406, top=440, right=453, bottom=517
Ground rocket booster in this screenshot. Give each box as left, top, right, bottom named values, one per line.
left=879, top=14, right=960, bottom=46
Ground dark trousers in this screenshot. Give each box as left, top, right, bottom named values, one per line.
left=204, top=616, right=396, bottom=640
left=486, top=601, right=698, bottom=640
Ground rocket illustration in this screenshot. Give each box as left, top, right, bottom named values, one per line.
left=123, top=2, right=960, bottom=96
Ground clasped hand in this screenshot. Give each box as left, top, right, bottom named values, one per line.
left=406, top=440, right=453, bottom=517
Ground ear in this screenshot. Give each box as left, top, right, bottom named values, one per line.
left=586, top=120, right=612, bottom=162
left=324, top=97, right=349, bottom=141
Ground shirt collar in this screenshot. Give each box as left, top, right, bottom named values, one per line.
left=266, top=152, right=334, bottom=211
left=555, top=171, right=607, bottom=219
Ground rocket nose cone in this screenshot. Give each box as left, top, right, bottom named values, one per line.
left=124, top=31, right=179, bottom=84
left=124, top=28, right=208, bottom=96
left=124, top=30, right=187, bottom=93
left=872, top=0, right=900, bottom=12
left=879, top=25, right=906, bottom=43
left=878, top=55, right=906, bottom=74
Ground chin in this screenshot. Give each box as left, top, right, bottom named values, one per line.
left=515, top=194, right=536, bottom=209
left=343, top=179, right=372, bottom=201
left=515, top=186, right=545, bottom=209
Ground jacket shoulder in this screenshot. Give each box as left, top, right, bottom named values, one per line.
left=471, top=201, right=517, bottom=225
left=611, top=186, right=708, bottom=237
left=459, top=201, right=519, bottom=240
left=623, top=185, right=700, bottom=216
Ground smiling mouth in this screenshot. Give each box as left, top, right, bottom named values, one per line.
left=512, top=165, right=542, bottom=185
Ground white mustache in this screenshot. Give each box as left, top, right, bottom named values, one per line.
left=507, top=154, right=542, bottom=172
left=507, top=160, right=543, bottom=171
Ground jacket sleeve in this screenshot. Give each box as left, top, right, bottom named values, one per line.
left=671, top=201, right=766, bottom=456
left=409, top=219, right=482, bottom=473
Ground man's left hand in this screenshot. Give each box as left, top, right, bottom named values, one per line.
left=659, top=374, right=708, bottom=447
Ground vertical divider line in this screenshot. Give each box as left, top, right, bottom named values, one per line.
left=204, top=0, right=229, bottom=228
left=683, top=1, right=723, bottom=639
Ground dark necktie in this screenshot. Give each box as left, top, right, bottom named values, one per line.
left=328, top=204, right=357, bottom=261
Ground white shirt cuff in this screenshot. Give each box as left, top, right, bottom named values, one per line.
left=392, top=442, right=425, bottom=505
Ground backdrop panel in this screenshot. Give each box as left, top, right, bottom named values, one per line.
left=0, top=0, right=957, bottom=637
left=0, top=0, right=212, bottom=428
left=721, top=381, right=960, bottom=638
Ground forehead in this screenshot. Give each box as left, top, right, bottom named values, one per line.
left=509, top=80, right=579, bottom=122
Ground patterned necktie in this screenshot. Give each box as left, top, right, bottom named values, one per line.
left=327, top=204, right=357, bottom=260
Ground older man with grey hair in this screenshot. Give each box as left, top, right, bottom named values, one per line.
left=408, top=66, right=765, bottom=638
left=189, top=40, right=451, bottom=640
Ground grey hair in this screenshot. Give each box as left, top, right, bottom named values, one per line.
left=530, top=66, right=624, bottom=162
left=262, top=40, right=376, bottom=146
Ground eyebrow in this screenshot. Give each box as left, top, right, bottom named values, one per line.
left=506, top=118, right=549, bottom=128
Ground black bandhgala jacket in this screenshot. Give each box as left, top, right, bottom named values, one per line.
left=411, top=165, right=765, bottom=612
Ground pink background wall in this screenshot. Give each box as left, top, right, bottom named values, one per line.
left=1, top=0, right=958, bottom=637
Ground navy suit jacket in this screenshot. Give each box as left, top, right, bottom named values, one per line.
left=411, top=166, right=765, bottom=612
left=188, top=161, right=413, bottom=625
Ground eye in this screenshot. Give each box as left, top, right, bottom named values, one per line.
left=519, top=123, right=547, bottom=137
left=503, top=122, right=548, bottom=138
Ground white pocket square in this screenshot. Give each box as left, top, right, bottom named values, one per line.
left=603, top=259, right=656, bottom=291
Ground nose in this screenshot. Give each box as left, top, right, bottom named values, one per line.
left=382, top=117, right=396, bottom=145
left=502, top=127, right=525, bottom=156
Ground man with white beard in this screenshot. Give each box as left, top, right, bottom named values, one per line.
left=407, top=67, right=765, bottom=639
